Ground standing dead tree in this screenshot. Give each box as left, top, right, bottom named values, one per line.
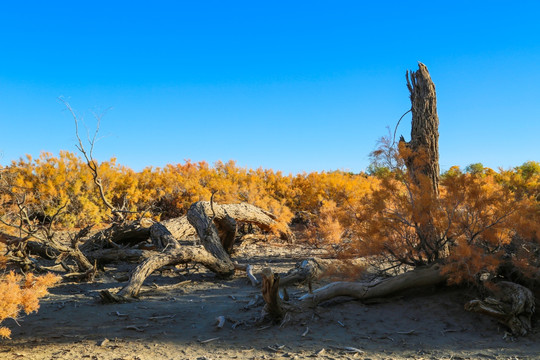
left=292, top=63, right=536, bottom=336
left=402, top=62, right=440, bottom=197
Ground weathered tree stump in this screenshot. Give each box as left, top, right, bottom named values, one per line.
left=261, top=267, right=285, bottom=323
left=465, top=281, right=535, bottom=336
left=403, top=61, right=440, bottom=197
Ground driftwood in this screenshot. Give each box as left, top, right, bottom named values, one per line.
left=299, top=264, right=445, bottom=305
left=465, top=281, right=535, bottom=336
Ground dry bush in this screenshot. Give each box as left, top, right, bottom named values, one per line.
left=0, top=242, right=60, bottom=338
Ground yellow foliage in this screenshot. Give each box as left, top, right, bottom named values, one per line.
left=0, top=271, right=59, bottom=338
left=2, top=150, right=538, bottom=286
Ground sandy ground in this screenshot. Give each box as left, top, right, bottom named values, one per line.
left=1, top=242, right=538, bottom=360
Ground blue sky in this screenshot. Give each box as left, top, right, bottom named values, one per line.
left=1, top=1, right=539, bottom=174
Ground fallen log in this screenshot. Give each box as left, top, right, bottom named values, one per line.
left=191, top=202, right=294, bottom=243
left=150, top=222, right=181, bottom=251
left=101, top=201, right=237, bottom=300
left=114, top=245, right=228, bottom=299
left=87, top=248, right=154, bottom=264
left=82, top=219, right=154, bottom=251
left=280, top=258, right=329, bottom=287
left=160, top=216, right=197, bottom=240
left=299, top=264, right=445, bottom=305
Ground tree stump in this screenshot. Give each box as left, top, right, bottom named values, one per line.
left=261, top=267, right=285, bottom=323
left=465, top=281, right=535, bottom=336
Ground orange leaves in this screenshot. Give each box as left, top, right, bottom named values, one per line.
left=307, top=200, right=344, bottom=246
left=0, top=270, right=59, bottom=338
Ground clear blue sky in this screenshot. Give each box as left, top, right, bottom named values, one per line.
left=1, top=1, right=539, bottom=174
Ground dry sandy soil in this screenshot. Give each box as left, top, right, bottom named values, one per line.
left=1, top=241, right=538, bottom=360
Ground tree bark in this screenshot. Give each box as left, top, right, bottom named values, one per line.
left=261, top=267, right=286, bottom=322
left=404, top=62, right=440, bottom=197
left=90, top=202, right=293, bottom=249
left=150, top=222, right=181, bottom=250
left=187, top=201, right=236, bottom=276
left=198, top=202, right=294, bottom=243
left=87, top=248, right=154, bottom=264
left=160, top=216, right=198, bottom=240
left=400, top=62, right=442, bottom=263
left=82, top=219, right=154, bottom=251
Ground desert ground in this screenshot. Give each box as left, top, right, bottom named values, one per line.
left=1, top=240, right=538, bottom=360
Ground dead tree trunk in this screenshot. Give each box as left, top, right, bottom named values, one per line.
left=98, top=201, right=293, bottom=301
left=400, top=62, right=443, bottom=263
left=261, top=267, right=286, bottom=322
left=197, top=202, right=295, bottom=243
left=82, top=219, right=154, bottom=251
left=299, top=264, right=445, bottom=305
left=114, top=246, right=228, bottom=299
left=101, top=220, right=234, bottom=300
left=186, top=201, right=236, bottom=276
left=403, top=62, right=440, bottom=197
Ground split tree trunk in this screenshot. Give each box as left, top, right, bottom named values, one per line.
left=404, top=62, right=440, bottom=197
left=186, top=201, right=236, bottom=275
left=261, top=267, right=286, bottom=322
left=400, top=62, right=443, bottom=263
